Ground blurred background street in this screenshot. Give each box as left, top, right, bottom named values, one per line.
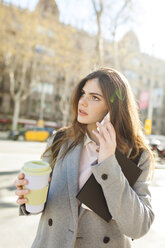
left=0, top=140, right=165, bottom=248
left=0, top=0, right=165, bottom=247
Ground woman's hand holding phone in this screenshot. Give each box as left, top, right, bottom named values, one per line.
left=97, top=112, right=110, bottom=132
left=92, top=112, right=116, bottom=163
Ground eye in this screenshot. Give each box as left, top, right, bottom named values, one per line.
left=93, top=96, right=100, bottom=101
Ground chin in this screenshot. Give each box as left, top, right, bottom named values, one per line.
left=77, top=116, right=89, bottom=124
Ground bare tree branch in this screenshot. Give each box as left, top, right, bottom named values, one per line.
left=111, top=0, right=132, bottom=39
left=91, top=0, right=104, bottom=64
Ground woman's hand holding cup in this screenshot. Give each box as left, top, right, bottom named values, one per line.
left=14, top=173, right=30, bottom=205
left=14, top=160, right=52, bottom=214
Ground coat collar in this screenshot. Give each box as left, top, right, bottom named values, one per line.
left=65, top=135, right=100, bottom=226
left=84, top=132, right=99, bottom=148
left=65, top=139, right=84, bottom=227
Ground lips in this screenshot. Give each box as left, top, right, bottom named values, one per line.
left=78, top=109, right=88, bottom=115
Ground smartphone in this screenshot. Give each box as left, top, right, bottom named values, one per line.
left=97, top=112, right=110, bottom=133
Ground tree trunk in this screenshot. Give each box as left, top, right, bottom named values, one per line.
left=97, top=14, right=103, bottom=65
left=113, top=40, right=120, bottom=70
left=12, top=96, right=20, bottom=131
left=112, top=32, right=120, bottom=70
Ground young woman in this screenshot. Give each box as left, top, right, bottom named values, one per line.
left=14, top=68, right=155, bottom=248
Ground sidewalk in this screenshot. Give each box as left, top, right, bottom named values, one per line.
left=0, top=140, right=165, bottom=248
left=0, top=170, right=41, bottom=248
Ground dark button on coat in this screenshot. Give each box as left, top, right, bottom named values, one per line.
left=103, top=236, right=110, bottom=243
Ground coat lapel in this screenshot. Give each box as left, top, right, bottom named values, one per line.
left=66, top=140, right=84, bottom=226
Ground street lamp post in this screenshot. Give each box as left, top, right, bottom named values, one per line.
left=145, top=45, right=155, bottom=135
left=147, top=77, right=154, bottom=121
left=145, top=78, right=154, bottom=135
left=38, top=82, right=45, bottom=127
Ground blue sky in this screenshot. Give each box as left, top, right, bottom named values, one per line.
left=3, top=0, right=165, bottom=61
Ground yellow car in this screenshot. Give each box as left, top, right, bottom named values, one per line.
left=25, top=129, right=50, bottom=142
left=9, top=127, right=54, bottom=142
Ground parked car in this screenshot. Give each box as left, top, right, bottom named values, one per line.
left=145, top=135, right=165, bottom=159
left=8, top=127, right=55, bottom=142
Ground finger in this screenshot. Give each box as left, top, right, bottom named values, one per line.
left=17, top=185, right=23, bottom=190
left=48, top=177, right=51, bottom=183
left=92, top=129, right=105, bottom=143
left=96, top=122, right=110, bottom=140
left=14, top=179, right=28, bottom=188
left=15, top=189, right=30, bottom=196
left=97, top=121, right=110, bottom=134
left=104, top=121, right=116, bottom=140
left=16, top=197, right=28, bottom=205
left=18, top=173, right=25, bottom=180
left=108, top=123, right=116, bottom=142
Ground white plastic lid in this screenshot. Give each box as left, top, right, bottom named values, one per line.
left=21, top=160, right=52, bottom=176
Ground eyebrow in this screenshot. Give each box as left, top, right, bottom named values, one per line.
left=81, top=89, right=103, bottom=98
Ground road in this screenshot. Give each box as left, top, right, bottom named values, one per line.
left=0, top=140, right=165, bottom=248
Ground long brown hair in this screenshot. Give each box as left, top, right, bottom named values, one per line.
left=41, top=67, right=154, bottom=169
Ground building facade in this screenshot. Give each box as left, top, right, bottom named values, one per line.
left=0, top=0, right=164, bottom=134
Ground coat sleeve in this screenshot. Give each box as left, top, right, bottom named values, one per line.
left=90, top=150, right=155, bottom=239
left=19, top=134, right=55, bottom=216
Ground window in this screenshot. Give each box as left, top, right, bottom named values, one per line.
left=0, top=96, right=2, bottom=107
left=0, top=81, right=3, bottom=90
left=132, top=87, right=139, bottom=96
left=152, top=120, right=156, bottom=126
left=124, top=70, right=138, bottom=81
left=146, top=79, right=150, bottom=86
left=132, top=57, right=139, bottom=66
left=35, top=44, right=46, bottom=54
left=33, top=83, right=42, bottom=93
left=37, top=26, right=44, bottom=34
left=47, top=29, right=54, bottom=38
left=44, top=83, right=54, bottom=94
left=153, top=109, right=157, bottom=114
left=45, top=102, right=52, bottom=114
left=154, top=81, right=158, bottom=87
left=33, top=83, right=54, bottom=95
left=37, top=26, right=54, bottom=38
left=34, top=44, right=55, bottom=56
left=31, top=100, right=40, bottom=113
left=54, top=94, right=61, bottom=101
left=46, top=48, right=55, bottom=57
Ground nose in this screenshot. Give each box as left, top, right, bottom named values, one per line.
left=79, top=96, right=88, bottom=107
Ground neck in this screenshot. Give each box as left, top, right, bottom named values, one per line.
left=86, top=124, right=99, bottom=145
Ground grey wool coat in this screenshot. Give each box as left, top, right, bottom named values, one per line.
left=19, top=135, right=155, bottom=248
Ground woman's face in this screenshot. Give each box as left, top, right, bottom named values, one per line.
left=77, top=78, right=108, bottom=126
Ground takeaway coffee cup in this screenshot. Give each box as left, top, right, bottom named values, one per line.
left=21, top=160, right=52, bottom=213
